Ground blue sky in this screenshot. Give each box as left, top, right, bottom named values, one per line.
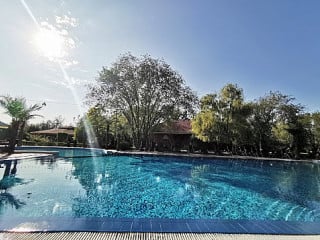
left=0, top=0, right=319, bottom=124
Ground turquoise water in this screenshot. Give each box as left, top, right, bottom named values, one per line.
left=16, top=146, right=105, bottom=157
left=0, top=148, right=320, bottom=222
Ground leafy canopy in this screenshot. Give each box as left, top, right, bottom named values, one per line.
left=87, top=53, right=198, bottom=148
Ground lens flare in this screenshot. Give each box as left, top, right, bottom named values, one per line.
left=21, top=0, right=100, bottom=151
left=34, top=28, right=65, bottom=60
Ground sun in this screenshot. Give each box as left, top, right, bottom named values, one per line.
left=34, top=28, right=66, bottom=60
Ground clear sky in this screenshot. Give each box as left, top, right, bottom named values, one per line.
left=1, top=0, right=319, bottom=125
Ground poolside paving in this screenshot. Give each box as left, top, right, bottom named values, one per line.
left=0, top=232, right=319, bottom=240
left=0, top=152, right=53, bottom=160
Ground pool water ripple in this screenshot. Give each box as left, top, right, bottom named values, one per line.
left=0, top=150, right=319, bottom=223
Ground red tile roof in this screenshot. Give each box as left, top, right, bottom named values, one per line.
left=30, top=128, right=74, bottom=136
left=153, top=120, right=192, bottom=134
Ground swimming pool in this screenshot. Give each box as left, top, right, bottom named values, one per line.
left=1, top=147, right=320, bottom=233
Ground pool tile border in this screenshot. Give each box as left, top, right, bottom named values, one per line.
left=0, top=217, right=319, bottom=235
left=117, top=151, right=320, bottom=164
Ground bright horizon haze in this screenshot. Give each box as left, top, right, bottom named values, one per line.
left=0, top=0, right=319, bottom=125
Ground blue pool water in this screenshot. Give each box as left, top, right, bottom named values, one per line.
left=16, top=146, right=106, bottom=157
left=0, top=148, right=320, bottom=223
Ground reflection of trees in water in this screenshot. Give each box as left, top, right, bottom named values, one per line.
left=187, top=160, right=320, bottom=220
left=71, top=157, right=97, bottom=192
left=34, top=156, right=58, bottom=170
left=71, top=157, right=127, bottom=216
left=189, top=159, right=320, bottom=207
left=0, top=192, right=25, bottom=210
left=70, top=156, right=320, bottom=218
left=189, top=164, right=212, bottom=196
left=271, top=162, right=320, bottom=207
left=71, top=157, right=115, bottom=193
left=0, top=160, right=28, bottom=212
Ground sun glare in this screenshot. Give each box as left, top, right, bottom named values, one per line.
left=34, top=28, right=65, bottom=60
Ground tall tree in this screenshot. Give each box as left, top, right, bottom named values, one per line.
left=219, top=84, right=244, bottom=143
left=87, top=53, right=198, bottom=149
left=278, top=102, right=305, bottom=158
left=249, top=91, right=307, bottom=158
left=249, top=92, right=290, bottom=156
left=192, top=84, right=247, bottom=152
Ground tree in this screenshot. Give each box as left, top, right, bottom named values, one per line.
left=278, top=102, right=306, bottom=159
left=248, top=91, right=308, bottom=158
left=192, top=94, right=223, bottom=152
left=75, top=107, right=131, bottom=149
left=0, top=96, right=44, bottom=153
left=74, top=114, right=101, bottom=148
left=272, top=121, right=291, bottom=146
left=52, top=115, right=64, bottom=128
left=74, top=117, right=88, bottom=147
left=249, top=92, right=290, bottom=156
left=219, top=84, right=244, bottom=144
left=192, top=84, right=247, bottom=153
left=75, top=107, right=111, bottom=148
left=17, top=102, right=45, bottom=146
left=310, top=112, right=320, bottom=158
left=27, top=116, right=64, bottom=133
left=230, top=103, right=254, bottom=150
left=0, top=96, right=23, bottom=153
left=87, top=53, right=198, bottom=149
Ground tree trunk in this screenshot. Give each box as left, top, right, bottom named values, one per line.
left=8, top=120, right=20, bottom=154
left=17, top=121, right=26, bottom=146
left=259, top=133, right=263, bottom=157
left=106, top=124, right=110, bottom=148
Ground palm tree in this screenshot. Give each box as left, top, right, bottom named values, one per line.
left=17, top=102, right=46, bottom=146
left=0, top=96, right=45, bottom=153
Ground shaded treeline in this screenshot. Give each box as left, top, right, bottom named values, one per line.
left=192, top=84, right=320, bottom=159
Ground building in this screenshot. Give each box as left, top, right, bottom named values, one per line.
left=30, top=126, right=74, bottom=143
left=152, top=120, right=192, bottom=152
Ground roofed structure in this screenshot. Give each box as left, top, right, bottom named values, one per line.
left=0, top=121, right=9, bottom=129
left=152, top=120, right=192, bottom=152
left=30, top=128, right=74, bottom=136
left=30, top=127, right=75, bottom=143
left=153, top=119, right=192, bottom=135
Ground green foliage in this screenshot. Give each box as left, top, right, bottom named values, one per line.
left=75, top=106, right=132, bottom=149
left=74, top=118, right=87, bottom=146
left=86, top=107, right=109, bottom=147
left=248, top=92, right=304, bottom=156
left=311, top=112, right=320, bottom=146
left=192, top=84, right=248, bottom=151
left=23, top=134, right=52, bottom=146
left=191, top=110, right=217, bottom=142
left=0, top=96, right=25, bottom=121
left=192, top=87, right=319, bottom=159
left=272, top=122, right=291, bottom=145
left=231, top=103, right=253, bottom=146
left=87, top=53, right=198, bottom=149
left=0, top=95, right=44, bottom=153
